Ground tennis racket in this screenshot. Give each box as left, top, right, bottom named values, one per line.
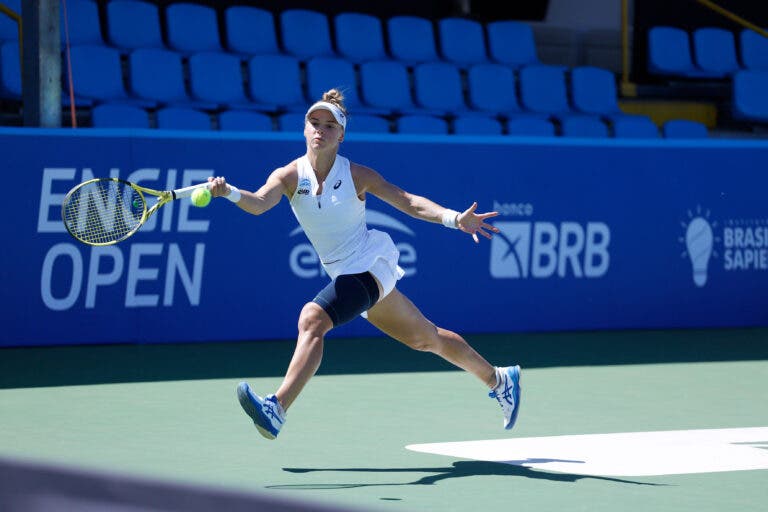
left=61, top=178, right=210, bottom=246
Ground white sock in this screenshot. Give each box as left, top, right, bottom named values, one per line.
left=492, top=367, right=502, bottom=390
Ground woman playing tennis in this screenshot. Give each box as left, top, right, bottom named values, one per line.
left=208, top=89, right=521, bottom=440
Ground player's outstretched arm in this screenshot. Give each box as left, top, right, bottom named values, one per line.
left=357, top=164, right=499, bottom=243
left=208, top=167, right=290, bottom=216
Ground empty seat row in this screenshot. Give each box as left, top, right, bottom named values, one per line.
left=53, top=0, right=541, bottom=69
left=90, top=102, right=708, bottom=140
left=0, top=36, right=638, bottom=124
left=648, top=26, right=768, bottom=79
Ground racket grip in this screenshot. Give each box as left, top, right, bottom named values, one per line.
left=172, top=182, right=210, bottom=199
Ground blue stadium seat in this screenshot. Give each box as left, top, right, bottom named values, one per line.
left=413, top=62, right=466, bottom=114
left=387, top=16, right=439, bottom=65
left=0, top=41, right=21, bottom=99
left=91, top=103, right=150, bottom=128
left=225, top=6, right=279, bottom=56
left=453, top=115, right=503, bottom=135
left=467, top=63, right=521, bottom=116
left=68, top=45, right=148, bottom=106
left=662, top=119, right=708, bottom=138
left=188, top=52, right=251, bottom=110
left=334, top=13, right=387, bottom=63
left=693, top=27, right=740, bottom=77
left=739, top=29, right=768, bottom=70
left=156, top=107, right=211, bottom=130
left=277, top=112, right=306, bottom=131
left=359, top=60, right=415, bottom=114
left=732, top=69, right=768, bottom=122
left=612, top=116, right=660, bottom=138
left=349, top=114, right=391, bottom=133
left=397, top=115, right=449, bottom=134
left=0, top=0, right=20, bottom=43
left=570, top=66, right=623, bottom=118
left=219, top=110, right=274, bottom=132
left=305, top=57, right=386, bottom=115
left=438, top=18, right=487, bottom=68
left=486, top=21, right=539, bottom=69
left=106, top=0, right=164, bottom=51
left=518, top=65, right=570, bottom=117
left=247, top=54, right=305, bottom=112
left=165, top=3, right=221, bottom=54
left=506, top=117, right=555, bottom=136
left=560, top=116, right=609, bottom=138
left=648, top=26, right=716, bottom=78
left=61, top=0, right=102, bottom=45
left=128, top=48, right=204, bottom=108
left=280, top=9, right=334, bottom=60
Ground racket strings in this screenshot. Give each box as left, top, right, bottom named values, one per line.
left=63, top=181, right=145, bottom=245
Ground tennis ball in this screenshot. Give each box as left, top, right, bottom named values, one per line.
left=191, top=188, right=212, bottom=207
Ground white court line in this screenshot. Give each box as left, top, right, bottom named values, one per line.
left=407, top=427, right=768, bottom=477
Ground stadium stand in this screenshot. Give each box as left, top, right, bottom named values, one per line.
left=647, top=26, right=716, bottom=78
left=739, top=29, right=768, bottom=70
left=128, top=48, right=210, bottom=109
left=359, top=60, right=416, bottom=114
left=67, top=45, right=152, bottom=107
left=106, top=0, right=164, bottom=51
left=61, top=0, right=102, bottom=46
left=397, top=114, right=449, bottom=134
left=224, top=6, right=279, bottom=57
left=486, top=20, right=540, bottom=69
left=506, top=117, right=556, bottom=136
left=0, top=41, right=20, bottom=100
left=0, top=0, right=20, bottom=43
left=156, top=107, right=212, bottom=130
left=280, top=9, right=335, bottom=60
left=437, top=17, right=488, bottom=68
left=692, top=27, right=740, bottom=78
left=218, top=110, right=274, bottom=132
left=0, top=0, right=762, bottom=138
left=412, top=62, right=466, bottom=115
left=305, top=57, right=388, bottom=115
left=334, top=13, right=388, bottom=63
left=731, top=69, right=768, bottom=122
left=662, top=119, right=709, bottom=138
left=386, top=16, right=440, bottom=65
left=247, top=54, right=305, bottom=112
left=349, top=114, right=392, bottom=133
left=188, top=52, right=253, bottom=110
left=165, top=3, right=222, bottom=54
left=453, top=115, right=504, bottom=135
left=560, top=116, right=610, bottom=138
left=612, top=115, right=660, bottom=138
left=90, top=103, right=150, bottom=129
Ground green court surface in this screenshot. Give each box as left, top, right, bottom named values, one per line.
left=1, top=328, right=767, bottom=511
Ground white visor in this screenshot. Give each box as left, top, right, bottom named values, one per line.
left=305, top=101, right=347, bottom=130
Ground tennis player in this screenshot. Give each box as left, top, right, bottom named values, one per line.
left=208, top=89, right=521, bottom=440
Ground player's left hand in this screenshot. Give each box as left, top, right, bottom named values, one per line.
left=457, top=202, right=500, bottom=243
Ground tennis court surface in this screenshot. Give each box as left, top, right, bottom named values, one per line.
left=1, top=328, right=767, bottom=511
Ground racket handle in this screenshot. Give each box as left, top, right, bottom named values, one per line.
left=172, top=182, right=210, bottom=199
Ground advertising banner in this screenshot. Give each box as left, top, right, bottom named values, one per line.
left=3, top=128, right=767, bottom=346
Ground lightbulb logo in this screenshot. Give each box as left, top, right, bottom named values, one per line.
left=679, top=207, right=719, bottom=287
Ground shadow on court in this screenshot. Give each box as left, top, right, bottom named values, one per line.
left=2, top=328, right=767, bottom=388
left=269, top=460, right=664, bottom=489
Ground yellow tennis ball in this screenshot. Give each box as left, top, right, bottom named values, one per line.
left=191, top=188, right=211, bottom=207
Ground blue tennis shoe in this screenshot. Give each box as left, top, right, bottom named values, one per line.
left=488, top=365, right=521, bottom=430
left=237, top=382, right=286, bottom=440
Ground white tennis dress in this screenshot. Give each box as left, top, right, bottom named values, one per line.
left=289, top=155, right=405, bottom=304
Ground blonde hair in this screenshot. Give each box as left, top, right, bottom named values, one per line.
left=321, top=89, right=348, bottom=116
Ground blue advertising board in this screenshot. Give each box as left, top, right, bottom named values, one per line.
left=2, top=128, right=768, bottom=346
